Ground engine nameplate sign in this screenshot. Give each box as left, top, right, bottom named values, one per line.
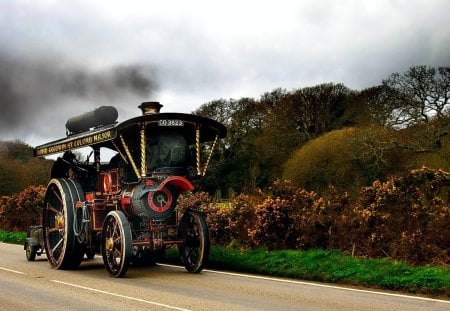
left=34, top=128, right=117, bottom=157
left=158, top=119, right=184, bottom=127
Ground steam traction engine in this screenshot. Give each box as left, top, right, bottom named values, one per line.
left=33, top=102, right=226, bottom=277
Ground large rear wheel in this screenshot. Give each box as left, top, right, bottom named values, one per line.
left=102, top=211, right=132, bottom=277
left=178, top=210, right=210, bottom=273
left=42, top=178, right=84, bottom=269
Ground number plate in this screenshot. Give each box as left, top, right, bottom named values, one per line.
left=158, top=119, right=184, bottom=127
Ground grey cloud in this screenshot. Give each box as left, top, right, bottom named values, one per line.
left=1, top=0, right=449, bottom=145
left=0, top=51, right=158, bottom=141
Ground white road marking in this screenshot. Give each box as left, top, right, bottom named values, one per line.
left=1, top=260, right=448, bottom=306
left=158, top=263, right=450, bottom=304
left=51, top=279, right=192, bottom=311
left=0, top=266, right=26, bottom=275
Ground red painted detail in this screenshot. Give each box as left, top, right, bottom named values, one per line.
left=145, top=179, right=155, bottom=187
left=85, top=192, right=94, bottom=202
left=148, top=187, right=173, bottom=213
left=103, top=173, right=112, bottom=192
left=158, top=176, right=194, bottom=192
left=121, top=197, right=131, bottom=205
left=75, top=201, right=83, bottom=208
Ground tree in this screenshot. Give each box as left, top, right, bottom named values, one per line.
left=383, top=66, right=450, bottom=126
left=254, top=83, right=353, bottom=186
left=194, top=67, right=450, bottom=197
left=196, top=84, right=355, bottom=194
left=193, top=99, right=234, bottom=127
left=345, top=85, right=395, bottom=127
left=0, top=140, right=53, bottom=196
left=381, top=66, right=450, bottom=152
left=292, top=83, right=353, bottom=139
left=283, top=127, right=405, bottom=194
left=195, top=98, right=268, bottom=194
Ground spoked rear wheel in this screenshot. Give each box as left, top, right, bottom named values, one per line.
left=43, top=178, right=84, bottom=269
left=102, top=211, right=132, bottom=277
left=178, top=210, right=210, bottom=273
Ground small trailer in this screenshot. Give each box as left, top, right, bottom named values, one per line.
left=24, top=225, right=45, bottom=261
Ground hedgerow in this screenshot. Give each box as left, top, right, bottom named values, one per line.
left=177, top=166, right=449, bottom=266
left=1, top=166, right=448, bottom=267
left=0, top=185, right=45, bottom=232
left=352, top=166, right=450, bottom=265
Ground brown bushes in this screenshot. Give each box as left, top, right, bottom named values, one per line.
left=1, top=166, right=448, bottom=266
left=0, top=185, right=45, bottom=231
left=352, top=166, right=450, bottom=265
left=178, top=166, right=449, bottom=266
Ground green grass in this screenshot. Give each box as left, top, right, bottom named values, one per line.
left=166, top=246, right=450, bottom=297
left=0, top=229, right=26, bottom=244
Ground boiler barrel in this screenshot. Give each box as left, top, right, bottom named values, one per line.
left=66, top=106, right=118, bottom=134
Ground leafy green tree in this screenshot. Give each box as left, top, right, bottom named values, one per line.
left=293, top=83, right=354, bottom=138
left=405, top=132, right=450, bottom=172
left=0, top=140, right=52, bottom=196
left=0, top=140, right=34, bottom=162
left=0, top=161, right=17, bottom=195
left=283, top=127, right=405, bottom=194
left=195, top=98, right=268, bottom=194
left=196, top=84, right=355, bottom=194
left=193, top=98, right=234, bottom=126
left=254, top=83, right=354, bottom=187
left=345, top=85, right=395, bottom=127
left=195, top=66, right=450, bottom=197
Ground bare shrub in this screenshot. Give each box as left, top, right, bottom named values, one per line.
left=0, top=185, right=45, bottom=231
left=353, top=166, right=450, bottom=265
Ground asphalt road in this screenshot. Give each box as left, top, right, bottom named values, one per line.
left=0, top=242, right=448, bottom=310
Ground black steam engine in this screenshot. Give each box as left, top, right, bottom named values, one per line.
left=31, top=102, right=226, bottom=277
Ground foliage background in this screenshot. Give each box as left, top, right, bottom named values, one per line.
left=0, top=141, right=52, bottom=196
left=179, top=166, right=449, bottom=267
left=197, top=66, right=450, bottom=197
left=0, top=65, right=449, bottom=268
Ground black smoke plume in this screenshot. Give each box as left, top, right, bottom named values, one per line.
left=0, top=51, right=158, bottom=140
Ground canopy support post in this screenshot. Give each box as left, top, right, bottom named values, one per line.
left=196, top=127, right=201, bottom=176
left=140, top=125, right=146, bottom=177
left=202, top=134, right=219, bottom=176
left=120, top=134, right=140, bottom=179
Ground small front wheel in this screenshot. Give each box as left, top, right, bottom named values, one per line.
left=178, top=210, right=210, bottom=273
left=101, top=211, right=132, bottom=277
left=25, top=243, right=36, bottom=261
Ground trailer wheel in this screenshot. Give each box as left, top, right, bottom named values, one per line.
left=102, top=211, right=132, bottom=277
left=25, top=242, right=36, bottom=261
left=42, top=178, right=84, bottom=269
left=178, top=210, right=210, bottom=273
left=85, top=248, right=96, bottom=259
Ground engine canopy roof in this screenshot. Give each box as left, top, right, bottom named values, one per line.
left=34, top=112, right=227, bottom=157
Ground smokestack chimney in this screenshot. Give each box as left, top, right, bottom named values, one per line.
left=139, top=101, right=163, bottom=115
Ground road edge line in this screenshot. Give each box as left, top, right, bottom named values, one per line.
left=158, top=263, right=450, bottom=304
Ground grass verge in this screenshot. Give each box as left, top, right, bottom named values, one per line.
left=166, top=246, right=450, bottom=297
left=0, top=229, right=26, bottom=244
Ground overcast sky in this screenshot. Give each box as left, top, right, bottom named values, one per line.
left=0, top=0, right=449, bottom=147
